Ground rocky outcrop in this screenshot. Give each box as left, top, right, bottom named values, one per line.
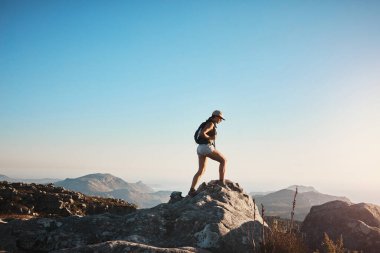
left=0, top=181, right=136, bottom=218
left=302, top=200, right=380, bottom=253
left=0, top=180, right=266, bottom=253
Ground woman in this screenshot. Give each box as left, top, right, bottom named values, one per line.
left=188, top=110, right=227, bottom=197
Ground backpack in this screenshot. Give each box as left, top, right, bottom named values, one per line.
left=194, top=120, right=213, bottom=144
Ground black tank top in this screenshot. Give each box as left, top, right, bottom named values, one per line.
left=197, top=120, right=217, bottom=145
left=208, top=123, right=217, bottom=138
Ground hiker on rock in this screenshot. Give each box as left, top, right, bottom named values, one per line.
left=188, top=110, right=227, bottom=197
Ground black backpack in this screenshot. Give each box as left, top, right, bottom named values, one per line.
left=194, top=120, right=213, bottom=144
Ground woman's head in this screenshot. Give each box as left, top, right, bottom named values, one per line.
left=211, top=110, right=225, bottom=124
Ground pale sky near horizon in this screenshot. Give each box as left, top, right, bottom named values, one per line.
left=1, top=1, right=379, bottom=204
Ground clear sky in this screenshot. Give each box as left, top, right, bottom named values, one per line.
left=1, top=1, right=379, bottom=204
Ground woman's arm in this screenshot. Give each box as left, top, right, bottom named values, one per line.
left=200, top=122, right=215, bottom=140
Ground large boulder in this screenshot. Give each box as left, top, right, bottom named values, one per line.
left=0, top=180, right=267, bottom=253
left=301, top=200, right=380, bottom=252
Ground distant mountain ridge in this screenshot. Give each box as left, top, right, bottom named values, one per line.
left=0, top=174, right=61, bottom=184
left=249, top=185, right=318, bottom=197
left=0, top=175, right=13, bottom=182
left=54, top=173, right=170, bottom=208
left=252, top=185, right=350, bottom=221
left=54, top=173, right=154, bottom=194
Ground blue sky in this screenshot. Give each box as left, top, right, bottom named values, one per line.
left=1, top=1, right=379, bottom=204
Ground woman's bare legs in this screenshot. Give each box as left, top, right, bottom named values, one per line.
left=190, top=155, right=207, bottom=190
left=189, top=150, right=227, bottom=194
left=206, top=150, right=227, bottom=183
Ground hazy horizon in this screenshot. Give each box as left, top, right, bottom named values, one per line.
left=1, top=2, right=379, bottom=206
left=1, top=169, right=378, bottom=206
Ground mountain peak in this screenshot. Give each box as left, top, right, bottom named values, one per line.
left=77, top=173, right=115, bottom=179
left=286, top=185, right=318, bottom=193
left=56, top=173, right=130, bottom=194
left=54, top=173, right=155, bottom=202
left=253, top=186, right=349, bottom=221
left=0, top=174, right=13, bottom=181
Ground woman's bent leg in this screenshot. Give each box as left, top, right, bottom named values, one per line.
left=206, top=150, right=227, bottom=182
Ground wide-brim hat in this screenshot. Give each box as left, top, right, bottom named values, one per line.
left=212, top=110, right=225, bottom=120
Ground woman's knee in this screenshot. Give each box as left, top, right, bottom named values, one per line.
left=208, top=150, right=226, bottom=164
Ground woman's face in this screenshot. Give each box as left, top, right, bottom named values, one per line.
left=214, top=116, right=223, bottom=124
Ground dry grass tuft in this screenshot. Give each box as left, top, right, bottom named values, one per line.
left=260, top=230, right=309, bottom=253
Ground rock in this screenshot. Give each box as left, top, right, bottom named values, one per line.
left=169, top=191, right=184, bottom=204
left=60, top=207, right=73, bottom=216
left=52, top=240, right=212, bottom=253
left=302, top=200, right=380, bottom=253
left=0, top=180, right=267, bottom=253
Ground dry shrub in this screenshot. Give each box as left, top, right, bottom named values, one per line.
left=259, top=230, right=310, bottom=253
left=319, top=232, right=345, bottom=253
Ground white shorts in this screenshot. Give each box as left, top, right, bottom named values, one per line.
left=197, top=144, right=215, bottom=156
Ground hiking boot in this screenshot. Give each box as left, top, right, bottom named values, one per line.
left=217, top=180, right=226, bottom=187
left=188, top=188, right=197, bottom=197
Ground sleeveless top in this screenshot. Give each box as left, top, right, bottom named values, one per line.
left=201, top=122, right=217, bottom=145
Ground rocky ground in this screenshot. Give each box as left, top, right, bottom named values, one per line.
left=0, top=181, right=137, bottom=219
left=0, top=180, right=267, bottom=253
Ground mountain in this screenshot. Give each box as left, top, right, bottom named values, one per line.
left=0, top=174, right=13, bottom=182
left=54, top=173, right=169, bottom=208
left=302, top=200, right=380, bottom=253
left=249, top=185, right=317, bottom=197
left=54, top=173, right=154, bottom=194
left=0, top=174, right=61, bottom=184
left=252, top=186, right=350, bottom=221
